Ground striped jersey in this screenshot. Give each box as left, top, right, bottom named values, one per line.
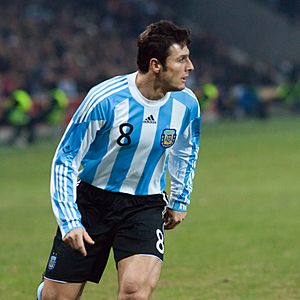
left=51, top=72, right=201, bottom=237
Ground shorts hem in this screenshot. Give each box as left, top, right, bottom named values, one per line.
left=136, top=253, right=163, bottom=263
left=44, top=275, right=93, bottom=284
left=44, top=276, right=67, bottom=284
left=116, top=253, right=163, bottom=264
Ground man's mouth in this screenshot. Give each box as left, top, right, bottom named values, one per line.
left=182, top=76, right=187, bottom=82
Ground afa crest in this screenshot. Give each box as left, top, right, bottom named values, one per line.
left=47, top=253, right=58, bottom=271
left=160, top=129, right=177, bottom=148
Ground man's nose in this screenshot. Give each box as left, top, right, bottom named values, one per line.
left=187, top=58, right=194, bottom=71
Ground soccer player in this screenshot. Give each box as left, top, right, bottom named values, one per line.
left=37, top=20, right=201, bottom=300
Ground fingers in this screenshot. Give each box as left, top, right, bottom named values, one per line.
left=164, top=209, right=187, bottom=230
left=75, top=234, right=88, bottom=256
left=63, top=228, right=94, bottom=256
left=164, top=217, right=182, bottom=230
left=83, top=231, right=95, bottom=245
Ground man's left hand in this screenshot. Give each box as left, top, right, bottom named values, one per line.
left=164, top=208, right=187, bottom=230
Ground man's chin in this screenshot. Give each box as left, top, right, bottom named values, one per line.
left=170, top=84, right=185, bottom=92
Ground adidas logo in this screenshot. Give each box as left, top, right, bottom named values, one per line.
left=143, top=114, right=156, bottom=124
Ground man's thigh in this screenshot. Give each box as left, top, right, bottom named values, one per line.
left=117, top=255, right=162, bottom=294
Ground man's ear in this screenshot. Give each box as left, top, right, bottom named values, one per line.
left=149, top=58, right=162, bottom=74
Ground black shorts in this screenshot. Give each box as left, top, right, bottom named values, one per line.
left=44, top=182, right=167, bottom=283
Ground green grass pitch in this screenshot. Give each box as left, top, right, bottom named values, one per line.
left=1, top=116, right=300, bottom=299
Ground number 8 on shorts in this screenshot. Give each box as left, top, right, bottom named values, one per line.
left=156, top=229, right=164, bottom=254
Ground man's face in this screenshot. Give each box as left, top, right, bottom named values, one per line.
left=159, top=43, right=194, bottom=92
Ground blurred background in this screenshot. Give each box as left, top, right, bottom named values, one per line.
left=0, top=0, right=299, bottom=145
left=1, top=1, right=300, bottom=299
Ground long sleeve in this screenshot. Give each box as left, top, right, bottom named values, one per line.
left=50, top=116, right=105, bottom=238
left=167, top=115, right=201, bottom=211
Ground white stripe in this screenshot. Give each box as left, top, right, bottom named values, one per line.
left=82, top=84, right=128, bottom=123
left=59, top=165, right=64, bottom=203
left=54, top=165, right=59, bottom=201
left=170, top=98, right=186, bottom=135
left=63, top=164, right=70, bottom=223
left=76, top=76, right=126, bottom=123
left=59, top=165, right=74, bottom=227
left=51, top=166, right=62, bottom=230
left=54, top=165, right=72, bottom=231
left=63, top=162, right=78, bottom=228
left=92, top=99, right=130, bottom=188
left=120, top=107, right=159, bottom=194
left=72, top=171, right=78, bottom=225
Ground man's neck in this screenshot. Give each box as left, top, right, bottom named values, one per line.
left=135, top=72, right=166, bottom=100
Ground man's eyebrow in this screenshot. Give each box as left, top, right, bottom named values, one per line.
left=178, top=53, right=189, bottom=59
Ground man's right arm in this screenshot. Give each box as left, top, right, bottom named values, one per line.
left=50, top=105, right=106, bottom=238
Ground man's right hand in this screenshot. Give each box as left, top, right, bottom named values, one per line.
left=63, top=228, right=95, bottom=256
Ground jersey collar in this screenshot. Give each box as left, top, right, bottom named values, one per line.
left=127, top=71, right=171, bottom=107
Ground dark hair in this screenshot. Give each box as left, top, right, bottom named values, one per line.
left=137, top=20, right=191, bottom=73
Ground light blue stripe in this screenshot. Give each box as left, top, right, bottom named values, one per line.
left=135, top=100, right=173, bottom=194
left=160, top=157, right=168, bottom=192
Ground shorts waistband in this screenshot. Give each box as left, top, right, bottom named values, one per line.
left=79, top=181, right=163, bottom=201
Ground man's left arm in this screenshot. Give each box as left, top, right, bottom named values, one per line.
left=165, top=114, right=201, bottom=230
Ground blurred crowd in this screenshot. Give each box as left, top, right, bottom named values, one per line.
left=257, top=0, right=300, bottom=24
left=0, top=0, right=300, bottom=145
left=0, top=0, right=166, bottom=96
